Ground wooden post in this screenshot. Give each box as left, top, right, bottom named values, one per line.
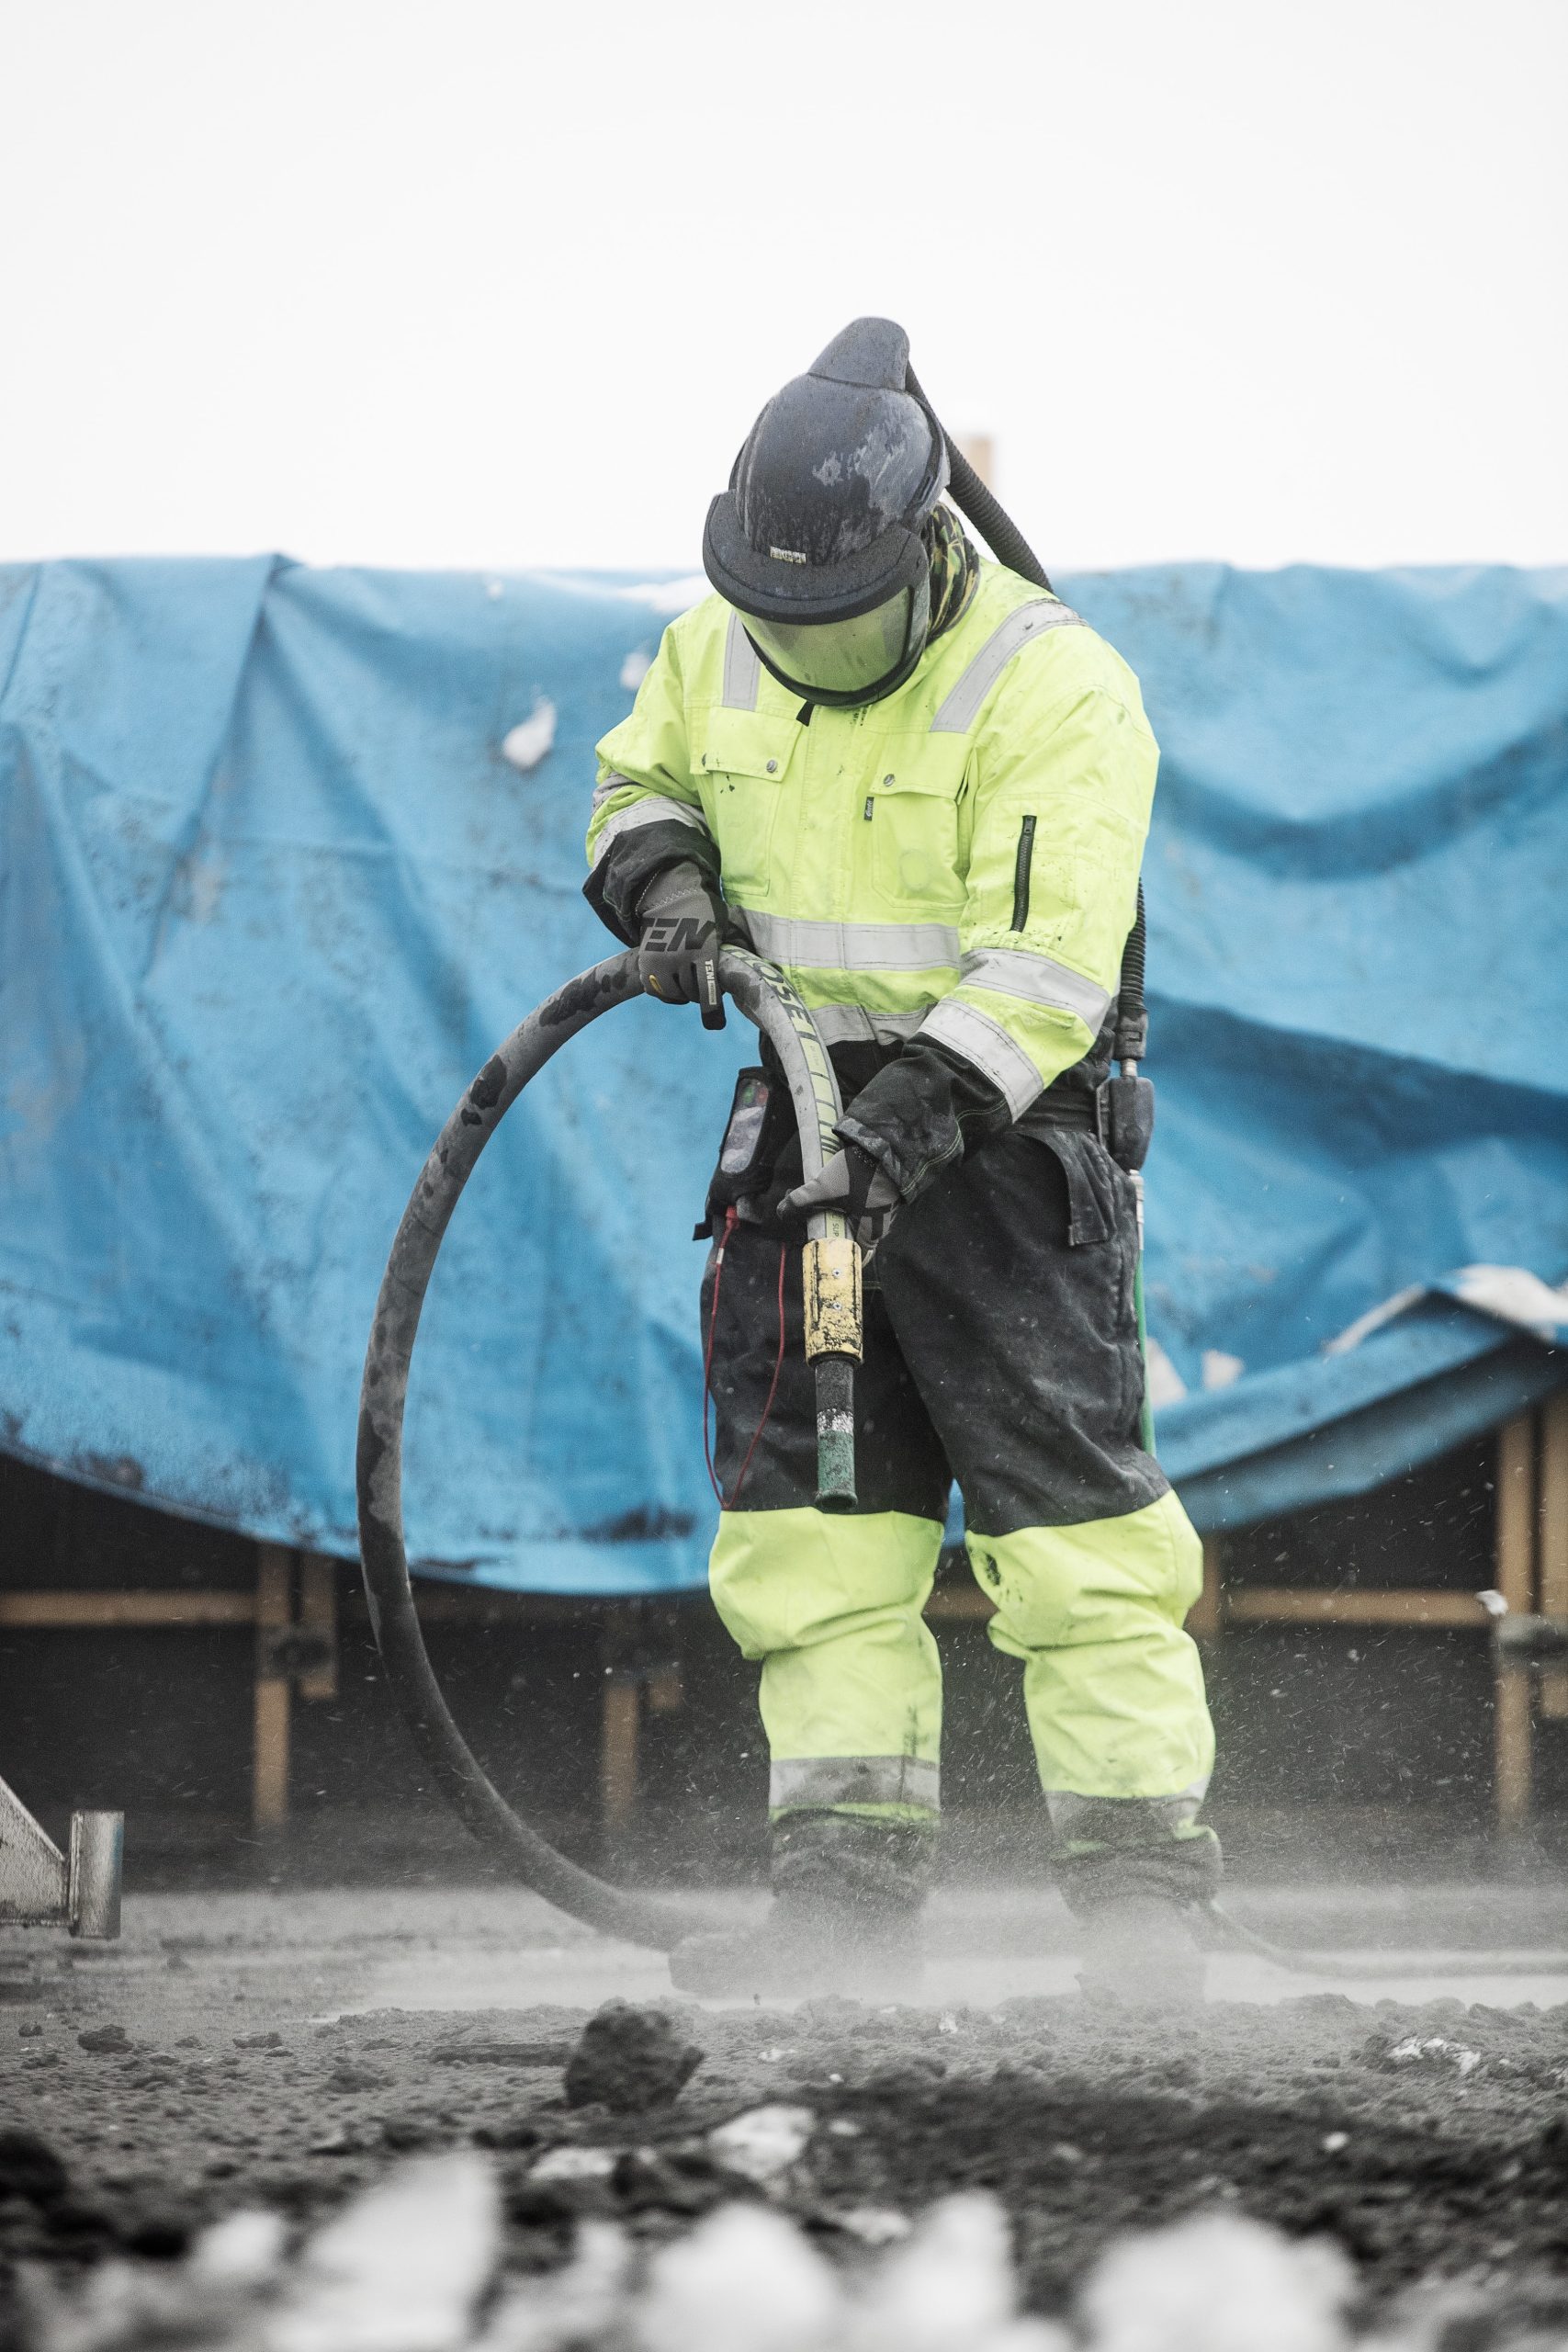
left=1187, top=1536, right=1224, bottom=1639
left=1494, top=1416, right=1537, bottom=1833
left=253, top=1545, right=293, bottom=1833
left=601, top=1679, right=640, bottom=1834
left=1540, top=1394, right=1568, bottom=1719
left=647, top=1663, right=683, bottom=1716
left=297, top=1555, right=339, bottom=1702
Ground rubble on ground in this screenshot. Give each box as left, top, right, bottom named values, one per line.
left=7, top=1913, right=1568, bottom=2340
left=10, top=2151, right=1568, bottom=2352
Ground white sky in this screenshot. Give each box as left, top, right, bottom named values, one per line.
left=3, top=0, right=1565, bottom=574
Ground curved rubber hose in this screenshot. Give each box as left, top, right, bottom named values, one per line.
left=1202, top=1902, right=1568, bottom=1979
left=905, top=363, right=1053, bottom=594
left=356, top=946, right=844, bottom=1953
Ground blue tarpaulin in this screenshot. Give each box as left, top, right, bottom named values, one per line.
left=1, top=557, right=1564, bottom=1591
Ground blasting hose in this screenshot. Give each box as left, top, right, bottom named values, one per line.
left=1199, top=1902, right=1568, bottom=1979
left=355, top=946, right=861, bottom=1953
left=905, top=363, right=1054, bottom=596
left=353, top=948, right=1568, bottom=1980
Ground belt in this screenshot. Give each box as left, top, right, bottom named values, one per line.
left=1020, top=1091, right=1101, bottom=1134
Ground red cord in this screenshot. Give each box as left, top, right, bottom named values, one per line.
left=731, top=1241, right=788, bottom=1507
left=703, top=1208, right=788, bottom=1510
left=702, top=1208, right=738, bottom=1505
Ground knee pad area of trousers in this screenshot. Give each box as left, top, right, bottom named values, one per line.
left=709, top=1507, right=943, bottom=1659
left=973, top=1493, right=1203, bottom=1652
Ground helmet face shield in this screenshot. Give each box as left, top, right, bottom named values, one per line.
left=744, top=586, right=918, bottom=706
left=702, top=319, right=950, bottom=707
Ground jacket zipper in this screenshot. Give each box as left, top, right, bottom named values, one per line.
left=1011, top=815, right=1037, bottom=930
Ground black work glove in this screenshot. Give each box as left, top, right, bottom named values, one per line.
left=780, top=1142, right=903, bottom=1253
left=787, top=1038, right=1016, bottom=1250
left=835, top=1039, right=1012, bottom=1198
left=636, top=862, right=727, bottom=1031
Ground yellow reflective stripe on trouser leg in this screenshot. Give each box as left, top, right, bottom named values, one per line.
left=971, top=1488, right=1214, bottom=1802
left=707, top=1506, right=944, bottom=1822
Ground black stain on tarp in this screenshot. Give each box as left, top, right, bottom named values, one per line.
left=578, top=1506, right=696, bottom=1544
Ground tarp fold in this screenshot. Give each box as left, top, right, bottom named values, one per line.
left=1, top=558, right=1563, bottom=1589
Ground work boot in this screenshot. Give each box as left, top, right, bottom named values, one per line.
left=1074, top=1894, right=1207, bottom=2008
left=1050, top=1794, right=1222, bottom=2010
left=669, top=1811, right=931, bottom=2000
left=669, top=1884, right=922, bottom=1999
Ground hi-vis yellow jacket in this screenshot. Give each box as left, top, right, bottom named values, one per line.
left=587, top=564, right=1157, bottom=1115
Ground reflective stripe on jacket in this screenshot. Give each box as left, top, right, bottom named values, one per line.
left=586, top=563, right=1158, bottom=1112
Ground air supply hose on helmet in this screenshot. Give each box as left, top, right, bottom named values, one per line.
left=908, top=360, right=1156, bottom=1442
left=904, top=364, right=1055, bottom=596
left=355, top=945, right=861, bottom=1954
left=908, top=359, right=1149, bottom=1026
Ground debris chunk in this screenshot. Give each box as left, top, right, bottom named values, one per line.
left=1081, top=2210, right=1352, bottom=2352
left=327, top=2063, right=394, bottom=2092
left=0, top=2129, right=68, bottom=2203
left=708, top=2104, right=815, bottom=2186
left=270, top=2151, right=498, bottom=2352
left=636, top=2202, right=840, bottom=2352
left=563, top=2001, right=704, bottom=2113
left=528, top=2145, right=618, bottom=2185
left=187, top=2206, right=287, bottom=2286
left=431, top=2039, right=571, bottom=2067
left=77, top=2024, right=131, bottom=2053
left=1386, top=2035, right=1483, bottom=2077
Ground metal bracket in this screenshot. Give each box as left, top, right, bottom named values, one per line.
left=1493, top=1613, right=1568, bottom=1666
left=0, top=1774, right=122, bottom=1939
left=258, top=1624, right=334, bottom=1680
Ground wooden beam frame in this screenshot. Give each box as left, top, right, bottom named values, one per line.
left=252, top=1545, right=292, bottom=1833
left=1540, top=1394, right=1568, bottom=1720
left=0, top=1559, right=678, bottom=1844
left=0, top=1591, right=257, bottom=1627
left=0, top=1551, right=343, bottom=1835
left=296, top=1555, right=339, bottom=1702
left=600, top=1681, right=641, bottom=1835
left=1188, top=1537, right=1224, bottom=1639
left=926, top=1573, right=1495, bottom=1634
left=11, top=1409, right=1553, bottom=1843
left=1495, top=1414, right=1537, bottom=1832
left=1181, top=1413, right=1547, bottom=1836
left=1224, top=1588, right=1491, bottom=1628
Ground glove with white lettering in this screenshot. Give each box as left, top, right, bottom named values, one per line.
left=636, top=863, right=727, bottom=1030
left=780, top=1142, right=903, bottom=1252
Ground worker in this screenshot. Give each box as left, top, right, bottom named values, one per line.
left=583, top=319, right=1217, bottom=2004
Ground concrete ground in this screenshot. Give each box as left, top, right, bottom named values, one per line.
left=8, top=1877, right=1568, bottom=2029
left=6, top=1875, right=1568, bottom=2324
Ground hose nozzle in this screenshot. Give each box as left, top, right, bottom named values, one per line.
left=802, top=1230, right=863, bottom=1510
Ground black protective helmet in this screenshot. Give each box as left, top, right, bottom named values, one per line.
left=703, top=318, right=949, bottom=709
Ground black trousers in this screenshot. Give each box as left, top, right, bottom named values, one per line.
left=703, top=1121, right=1168, bottom=1536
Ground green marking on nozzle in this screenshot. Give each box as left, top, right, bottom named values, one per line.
left=815, top=1423, right=858, bottom=1509
left=1134, top=1255, right=1156, bottom=1454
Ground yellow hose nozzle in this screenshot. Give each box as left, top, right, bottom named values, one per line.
left=802, top=1233, right=863, bottom=1363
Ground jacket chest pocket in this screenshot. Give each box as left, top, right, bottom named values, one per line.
left=693, top=717, right=801, bottom=899
left=860, top=770, right=964, bottom=915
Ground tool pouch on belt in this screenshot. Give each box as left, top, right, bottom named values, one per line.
left=694, top=1069, right=795, bottom=1238
left=1099, top=1072, right=1156, bottom=1173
